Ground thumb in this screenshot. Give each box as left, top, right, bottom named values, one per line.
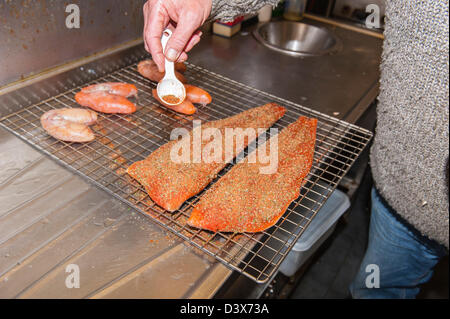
left=165, top=15, right=200, bottom=62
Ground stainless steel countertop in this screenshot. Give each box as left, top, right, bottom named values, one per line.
left=0, top=17, right=382, bottom=299
left=190, top=18, right=382, bottom=123
left=0, top=127, right=233, bottom=298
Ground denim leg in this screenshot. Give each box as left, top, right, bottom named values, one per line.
left=350, top=187, right=446, bottom=299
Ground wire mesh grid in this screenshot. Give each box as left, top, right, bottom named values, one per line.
left=0, top=61, right=372, bottom=283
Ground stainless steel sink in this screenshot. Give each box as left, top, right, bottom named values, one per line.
left=253, top=21, right=341, bottom=57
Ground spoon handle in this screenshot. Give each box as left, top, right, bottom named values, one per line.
left=161, top=29, right=176, bottom=79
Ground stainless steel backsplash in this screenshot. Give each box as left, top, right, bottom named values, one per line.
left=0, top=0, right=146, bottom=87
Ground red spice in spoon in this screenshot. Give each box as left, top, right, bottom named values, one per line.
left=162, top=95, right=180, bottom=104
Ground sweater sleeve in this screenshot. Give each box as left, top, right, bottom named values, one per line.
left=210, top=0, right=280, bottom=22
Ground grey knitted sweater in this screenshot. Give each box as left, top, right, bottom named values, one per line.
left=211, top=0, right=449, bottom=248
left=211, top=0, right=279, bottom=22
left=371, top=1, right=449, bottom=248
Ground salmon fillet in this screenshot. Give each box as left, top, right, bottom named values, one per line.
left=188, top=116, right=317, bottom=233
left=127, top=103, right=286, bottom=211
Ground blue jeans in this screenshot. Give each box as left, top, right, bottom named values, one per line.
left=350, top=187, right=447, bottom=299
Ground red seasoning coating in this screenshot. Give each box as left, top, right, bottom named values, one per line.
left=188, top=116, right=317, bottom=233
left=127, top=103, right=286, bottom=211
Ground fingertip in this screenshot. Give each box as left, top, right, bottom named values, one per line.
left=185, top=34, right=201, bottom=53
left=144, top=38, right=151, bottom=53
left=154, top=54, right=165, bottom=72
left=178, top=52, right=188, bottom=63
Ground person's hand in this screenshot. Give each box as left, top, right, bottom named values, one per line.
left=143, top=0, right=212, bottom=72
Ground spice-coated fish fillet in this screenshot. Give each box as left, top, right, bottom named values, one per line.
left=127, top=103, right=286, bottom=211
left=188, top=116, right=317, bottom=233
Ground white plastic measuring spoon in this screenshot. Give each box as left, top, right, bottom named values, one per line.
left=157, top=29, right=186, bottom=106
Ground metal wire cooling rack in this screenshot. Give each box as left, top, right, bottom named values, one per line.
left=0, top=60, right=372, bottom=283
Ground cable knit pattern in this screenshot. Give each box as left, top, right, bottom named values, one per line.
left=370, top=0, right=449, bottom=247
left=210, top=0, right=278, bottom=22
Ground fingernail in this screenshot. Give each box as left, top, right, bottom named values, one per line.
left=166, top=48, right=178, bottom=61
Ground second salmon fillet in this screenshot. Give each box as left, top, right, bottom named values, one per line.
left=187, top=116, right=317, bottom=233
left=127, top=103, right=286, bottom=211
